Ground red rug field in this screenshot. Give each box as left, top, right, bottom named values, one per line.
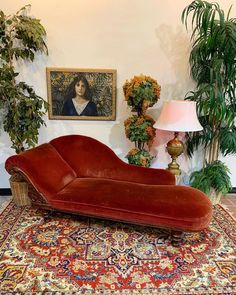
left=0, top=201, right=235, bottom=294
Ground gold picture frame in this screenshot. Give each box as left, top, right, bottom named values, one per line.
left=46, top=67, right=116, bottom=120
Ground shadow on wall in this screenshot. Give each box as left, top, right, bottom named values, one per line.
left=155, top=24, right=195, bottom=100
left=152, top=24, right=197, bottom=179
left=109, top=24, right=196, bottom=170
left=109, top=86, right=132, bottom=162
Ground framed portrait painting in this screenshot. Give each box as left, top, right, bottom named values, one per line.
left=46, top=67, right=116, bottom=120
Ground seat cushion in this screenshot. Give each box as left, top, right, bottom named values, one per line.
left=52, top=178, right=212, bottom=232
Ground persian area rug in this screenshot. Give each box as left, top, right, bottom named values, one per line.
left=0, top=202, right=235, bottom=295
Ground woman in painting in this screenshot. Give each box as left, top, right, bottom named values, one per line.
left=62, top=74, right=98, bottom=116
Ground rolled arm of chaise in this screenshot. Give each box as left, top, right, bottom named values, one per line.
left=5, top=154, right=54, bottom=202
left=5, top=143, right=77, bottom=202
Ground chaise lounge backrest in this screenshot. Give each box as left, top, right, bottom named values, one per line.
left=50, top=134, right=123, bottom=179
left=50, top=135, right=175, bottom=185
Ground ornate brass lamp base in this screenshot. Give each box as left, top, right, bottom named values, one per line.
left=166, top=132, right=183, bottom=176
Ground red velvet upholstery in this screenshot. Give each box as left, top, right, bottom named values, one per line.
left=5, top=134, right=213, bottom=233
left=50, top=135, right=175, bottom=185
left=54, top=178, right=212, bottom=231
left=5, top=143, right=76, bottom=201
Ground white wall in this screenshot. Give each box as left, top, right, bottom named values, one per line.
left=1, top=0, right=235, bottom=188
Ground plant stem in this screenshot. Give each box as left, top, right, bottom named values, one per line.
left=208, top=142, right=213, bottom=163
left=203, top=147, right=207, bottom=167
left=216, top=136, right=220, bottom=159
left=212, top=136, right=217, bottom=162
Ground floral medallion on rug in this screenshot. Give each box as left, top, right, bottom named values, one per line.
left=0, top=201, right=235, bottom=294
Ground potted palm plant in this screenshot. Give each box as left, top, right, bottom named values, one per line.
left=182, top=0, right=236, bottom=203
left=0, top=5, right=48, bottom=154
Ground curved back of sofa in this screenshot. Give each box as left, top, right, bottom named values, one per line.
left=50, top=135, right=123, bottom=179
left=5, top=143, right=76, bottom=200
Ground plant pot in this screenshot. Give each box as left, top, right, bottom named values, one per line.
left=208, top=188, right=223, bottom=205
left=10, top=175, right=31, bottom=206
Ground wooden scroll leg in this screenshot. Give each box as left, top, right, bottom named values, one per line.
left=170, top=230, right=183, bottom=247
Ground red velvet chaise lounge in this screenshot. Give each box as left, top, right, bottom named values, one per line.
left=5, top=134, right=213, bottom=245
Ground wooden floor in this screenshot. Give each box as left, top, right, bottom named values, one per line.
left=221, top=194, right=236, bottom=219
left=0, top=195, right=11, bottom=212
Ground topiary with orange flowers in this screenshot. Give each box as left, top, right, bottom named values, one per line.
left=123, top=74, right=161, bottom=116
left=123, top=74, right=161, bottom=167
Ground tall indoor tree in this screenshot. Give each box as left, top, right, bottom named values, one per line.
left=181, top=0, right=236, bottom=198
left=0, top=5, right=48, bottom=153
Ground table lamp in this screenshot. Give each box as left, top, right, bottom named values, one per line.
left=154, top=100, right=203, bottom=175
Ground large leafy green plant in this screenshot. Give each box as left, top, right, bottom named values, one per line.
left=182, top=0, right=236, bottom=195
left=0, top=5, right=48, bottom=153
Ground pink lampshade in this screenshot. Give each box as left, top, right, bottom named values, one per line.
left=154, top=100, right=203, bottom=132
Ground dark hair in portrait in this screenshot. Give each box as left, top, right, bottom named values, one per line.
left=62, top=73, right=98, bottom=116
left=65, top=74, right=92, bottom=101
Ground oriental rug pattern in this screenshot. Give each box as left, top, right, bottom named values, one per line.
left=0, top=201, right=235, bottom=294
